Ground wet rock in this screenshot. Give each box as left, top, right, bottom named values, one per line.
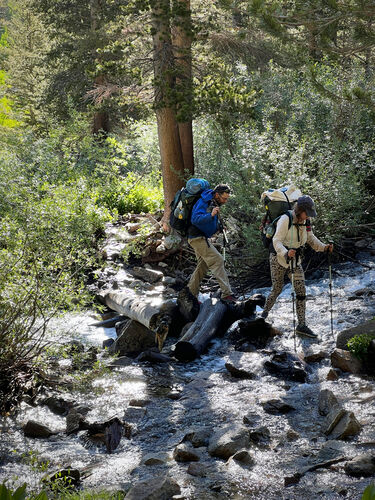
left=109, top=320, right=155, bottom=356
left=208, top=425, right=251, bottom=460
left=316, top=440, right=348, bottom=462
left=137, top=349, right=173, bottom=363
left=40, top=396, right=76, bottom=416
left=46, top=468, right=80, bottom=487
left=173, top=443, right=200, bottom=462
left=326, top=368, right=340, bottom=381
left=131, top=266, right=163, bottom=283
left=227, top=317, right=279, bottom=349
left=129, top=398, right=151, bottom=407
left=243, top=413, right=261, bottom=427
left=103, top=338, right=115, bottom=350
left=183, top=427, right=211, bottom=448
left=23, top=420, right=56, bottom=438
left=167, top=390, right=182, bottom=401
left=286, top=429, right=300, bottom=441
left=304, top=347, right=329, bottom=363
left=261, top=399, right=295, bottom=415
left=331, top=348, right=363, bottom=374
left=115, top=319, right=131, bottom=336
left=264, top=352, right=308, bottom=382
left=187, top=462, right=209, bottom=477
left=344, top=454, right=375, bottom=477
left=324, top=407, right=361, bottom=440
left=227, top=449, right=255, bottom=467
left=143, top=452, right=170, bottom=465
left=318, top=389, right=340, bottom=416
left=248, top=426, right=271, bottom=446
left=124, top=476, right=180, bottom=500
left=336, top=319, right=375, bottom=350
left=108, top=356, right=134, bottom=368
left=124, top=406, right=147, bottom=422
left=225, top=352, right=256, bottom=379
left=66, top=409, right=87, bottom=434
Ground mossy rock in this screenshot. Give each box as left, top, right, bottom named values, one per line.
left=336, top=319, right=375, bottom=351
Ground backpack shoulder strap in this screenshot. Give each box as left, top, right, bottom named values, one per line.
left=286, top=210, right=293, bottom=229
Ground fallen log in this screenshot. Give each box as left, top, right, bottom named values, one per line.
left=104, top=292, right=183, bottom=350
left=174, top=298, right=227, bottom=362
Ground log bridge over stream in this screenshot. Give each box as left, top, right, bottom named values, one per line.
left=102, top=288, right=268, bottom=361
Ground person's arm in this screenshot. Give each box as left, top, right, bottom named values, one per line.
left=191, top=200, right=217, bottom=228
left=306, top=229, right=328, bottom=252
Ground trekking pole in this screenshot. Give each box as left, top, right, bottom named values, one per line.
left=222, top=225, right=228, bottom=263
left=328, top=242, right=334, bottom=339
left=290, top=257, right=297, bottom=352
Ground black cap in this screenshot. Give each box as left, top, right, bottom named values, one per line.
left=296, top=195, right=317, bottom=218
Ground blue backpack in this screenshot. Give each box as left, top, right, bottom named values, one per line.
left=169, top=178, right=210, bottom=236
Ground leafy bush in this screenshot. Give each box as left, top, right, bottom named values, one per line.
left=98, top=172, right=163, bottom=216
left=347, top=334, right=375, bottom=361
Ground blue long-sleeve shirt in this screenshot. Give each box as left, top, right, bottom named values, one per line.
left=189, top=189, right=219, bottom=239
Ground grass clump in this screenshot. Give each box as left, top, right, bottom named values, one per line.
left=347, top=334, right=375, bottom=361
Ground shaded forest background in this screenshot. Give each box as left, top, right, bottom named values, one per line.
left=1, top=0, right=375, bottom=402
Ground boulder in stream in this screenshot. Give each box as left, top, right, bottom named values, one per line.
left=208, top=425, right=251, bottom=460
left=261, top=399, right=295, bottom=415
left=344, top=454, right=375, bottom=477
left=323, top=407, right=361, bottom=440
left=336, top=319, right=375, bottom=350
left=331, top=348, right=363, bottom=374
left=318, top=389, right=340, bottom=416
left=109, top=320, right=155, bottom=356
left=131, top=266, right=164, bottom=283
left=23, top=420, right=57, bottom=439
left=264, top=351, right=308, bottom=382
left=124, top=476, right=180, bottom=500
left=173, top=443, right=200, bottom=462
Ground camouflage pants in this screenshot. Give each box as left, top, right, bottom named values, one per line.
left=263, top=253, right=306, bottom=325
left=187, top=236, right=232, bottom=298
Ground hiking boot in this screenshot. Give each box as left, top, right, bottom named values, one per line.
left=221, top=295, right=236, bottom=303
left=296, top=324, right=318, bottom=339
left=261, top=310, right=268, bottom=319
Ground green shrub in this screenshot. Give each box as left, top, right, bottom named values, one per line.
left=347, top=334, right=375, bottom=361
left=362, top=484, right=375, bottom=500
left=98, top=172, right=163, bottom=215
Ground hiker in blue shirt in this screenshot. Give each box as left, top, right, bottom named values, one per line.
left=187, top=184, right=235, bottom=302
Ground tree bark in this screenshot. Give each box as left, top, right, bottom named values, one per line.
left=174, top=298, right=227, bottom=361
left=90, top=0, right=109, bottom=135
left=151, top=0, right=185, bottom=224
left=173, top=0, right=194, bottom=175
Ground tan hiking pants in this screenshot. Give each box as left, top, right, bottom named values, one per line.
left=187, top=236, right=232, bottom=298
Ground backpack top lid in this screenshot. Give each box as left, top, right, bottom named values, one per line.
left=185, top=178, right=210, bottom=195
left=261, top=185, right=302, bottom=204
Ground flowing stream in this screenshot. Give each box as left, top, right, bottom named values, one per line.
left=0, top=254, right=375, bottom=499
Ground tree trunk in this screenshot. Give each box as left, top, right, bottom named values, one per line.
left=151, top=0, right=185, bottom=225
left=173, top=0, right=194, bottom=176
left=174, top=298, right=227, bottom=361
left=90, top=0, right=109, bottom=135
